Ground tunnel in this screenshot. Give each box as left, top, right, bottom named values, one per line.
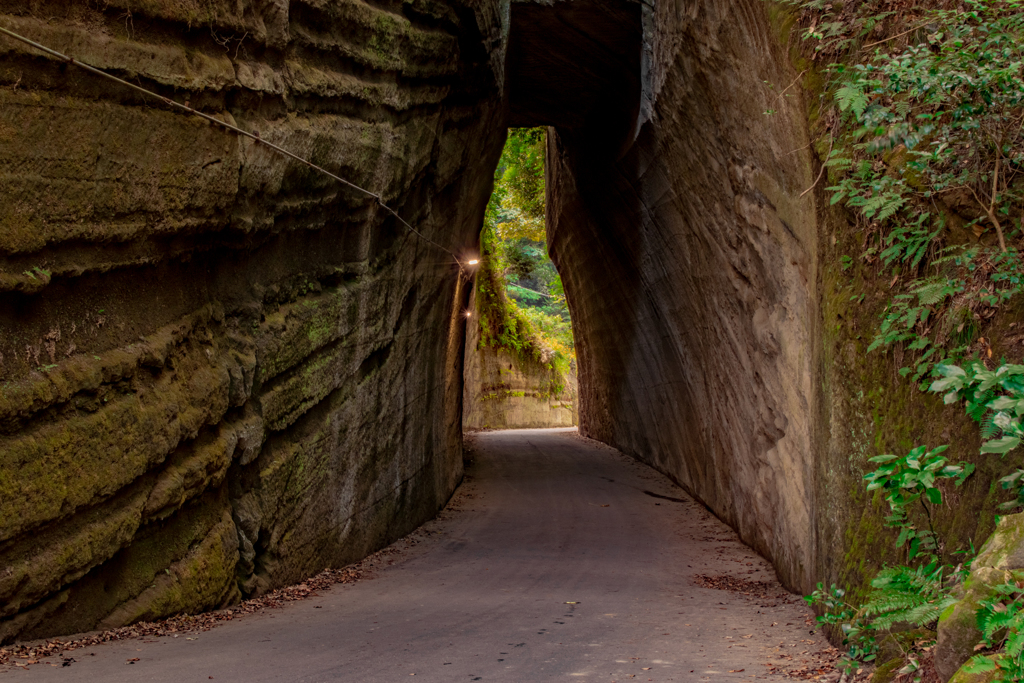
left=0, top=0, right=825, bottom=642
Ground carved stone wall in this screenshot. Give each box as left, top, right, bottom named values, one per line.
left=546, top=0, right=821, bottom=591
left=0, top=0, right=506, bottom=641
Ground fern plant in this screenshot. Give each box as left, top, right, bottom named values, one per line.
left=862, top=565, right=960, bottom=631
left=815, top=0, right=1024, bottom=382
left=805, top=446, right=973, bottom=674
left=962, top=581, right=1024, bottom=681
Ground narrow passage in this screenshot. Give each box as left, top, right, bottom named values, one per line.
left=12, top=429, right=836, bottom=682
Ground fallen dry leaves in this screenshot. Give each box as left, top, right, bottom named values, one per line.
left=692, top=573, right=791, bottom=605
left=0, top=564, right=366, bottom=669
left=692, top=573, right=844, bottom=680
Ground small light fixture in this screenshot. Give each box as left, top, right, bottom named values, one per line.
left=465, top=310, right=472, bottom=318
left=467, top=259, right=479, bottom=266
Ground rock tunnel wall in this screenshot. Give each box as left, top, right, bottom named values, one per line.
left=0, top=0, right=982, bottom=643
left=0, top=0, right=506, bottom=641
left=546, top=0, right=822, bottom=591
left=462, top=288, right=577, bottom=431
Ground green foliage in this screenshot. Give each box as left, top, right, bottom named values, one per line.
left=477, top=128, right=574, bottom=372
left=805, top=359, right=1024, bottom=675
left=830, top=0, right=1024, bottom=246
left=787, top=0, right=1024, bottom=676
left=863, top=565, right=960, bottom=631
left=805, top=0, right=1024, bottom=380
left=487, top=128, right=546, bottom=244
left=804, top=440, right=974, bottom=674
left=962, top=580, right=1024, bottom=681
left=515, top=304, right=574, bottom=368
left=930, top=361, right=1024, bottom=508
left=864, top=445, right=973, bottom=562
left=806, top=562, right=963, bottom=674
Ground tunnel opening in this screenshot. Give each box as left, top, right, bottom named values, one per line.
left=461, top=0, right=644, bottom=433
left=474, top=0, right=820, bottom=593
left=0, top=0, right=836, bottom=644
left=462, top=127, right=579, bottom=431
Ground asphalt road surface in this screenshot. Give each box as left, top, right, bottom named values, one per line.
left=6, top=428, right=836, bottom=682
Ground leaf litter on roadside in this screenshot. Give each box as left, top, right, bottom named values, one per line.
left=0, top=562, right=369, bottom=669
left=693, top=573, right=844, bottom=680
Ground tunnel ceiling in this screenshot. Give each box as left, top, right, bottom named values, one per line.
left=507, top=0, right=642, bottom=132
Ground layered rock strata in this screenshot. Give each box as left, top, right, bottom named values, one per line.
left=462, top=290, right=577, bottom=430
left=0, top=0, right=505, bottom=641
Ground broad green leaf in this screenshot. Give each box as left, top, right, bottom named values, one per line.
left=981, top=436, right=1022, bottom=454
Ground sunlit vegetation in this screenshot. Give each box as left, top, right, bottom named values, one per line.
left=475, top=128, right=574, bottom=372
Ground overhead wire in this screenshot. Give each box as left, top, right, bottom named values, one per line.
left=0, top=24, right=470, bottom=275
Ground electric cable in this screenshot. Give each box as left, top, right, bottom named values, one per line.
left=0, top=24, right=469, bottom=274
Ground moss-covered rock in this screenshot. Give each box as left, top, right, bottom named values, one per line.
left=11, top=489, right=234, bottom=640
left=871, top=658, right=904, bottom=683
left=0, top=0, right=507, bottom=643
left=948, top=664, right=1000, bottom=683
left=96, top=509, right=241, bottom=628
left=974, top=514, right=1024, bottom=570
left=936, top=514, right=1024, bottom=680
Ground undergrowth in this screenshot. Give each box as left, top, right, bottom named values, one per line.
left=474, top=129, right=574, bottom=378
left=779, top=0, right=1024, bottom=678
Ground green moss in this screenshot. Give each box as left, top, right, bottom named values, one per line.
left=104, top=510, right=240, bottom=626
left=817, top=180, right=1004, bottom=597
left=870, top=658, right=903, bottom=683
left=948, top=666, right=1000, bottom=683
left=369, top=14, right=400, bottom=60
left=0, top=483, right=149, bottom=622
left=16, top=489, right=234, bottom=639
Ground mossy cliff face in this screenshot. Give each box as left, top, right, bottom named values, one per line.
left=462, top=288, right=577, bottom=430
left=0, top=0, right=506, bottom=641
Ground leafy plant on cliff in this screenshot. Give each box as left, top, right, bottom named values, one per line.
left=801, top=0, right=1024, bottom=381
left=476, top=128, right=574, bottom=373
left=865, top=445, right=974, bottom=562
left=782, top=0, right=1024, bottom=676
left=931, top=361, right=1024, bottom=508
left=807, top=359, right=1024, bottom=675
left=807, top=440, right=972, bottom=674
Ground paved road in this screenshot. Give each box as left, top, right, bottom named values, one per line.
left=7, top=428, right=834, bottom=682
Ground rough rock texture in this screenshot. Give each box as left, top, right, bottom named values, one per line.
left=2, top=0, right=1003, bottom=646
left=0, top=0, right=506, bottom=641
left=936, top=514, right=1024, bottom=681
left=948, top=667, right=1000, bottom=683
left=545, top=0, right=820, bottom=590
left=462, top=291, right=576, bottom=430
